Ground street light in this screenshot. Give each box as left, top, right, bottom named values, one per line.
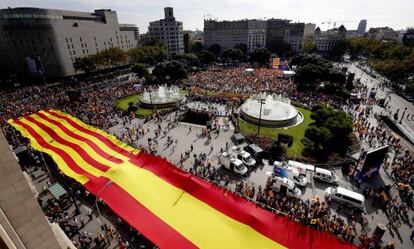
left=95, top=180, right=113, bottom=222
left=257, top=98, right=266, bottom=135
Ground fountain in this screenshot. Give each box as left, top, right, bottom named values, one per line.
left=239, top=93, right=304, bottom=128
left=139, top=85, right=184, bottom=109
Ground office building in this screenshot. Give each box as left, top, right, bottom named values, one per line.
left=266, top=19, right=304, bottom=53
left=314, top=25, right=347, bottom=56
left=357, top=19, right=367, bottom=36
left=203, top=19, right=248, bottom=52
left=0, top=7, right=139, bottom=78
left=247, top=20, right=267, bottom=53
left=203, top=18, right=304, bottom=54
left=368, top=27, right=398, bottom=41
left=148, top=7, right=184, bottom=59
left=402, top=28, right=414, bottom=47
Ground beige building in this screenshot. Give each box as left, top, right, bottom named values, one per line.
left=0, top=7, right=139, bottom=78
left=148, top=7, right=184, bottom=59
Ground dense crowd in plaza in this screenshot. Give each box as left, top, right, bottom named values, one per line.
left=1, top=63, right=413, bottom=249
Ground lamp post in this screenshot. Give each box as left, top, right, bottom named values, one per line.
left=95, top=180, right=113, bottom=223
left=149, top=87, right=154, bottom=115
left=257, top=98, right=265, bottom=135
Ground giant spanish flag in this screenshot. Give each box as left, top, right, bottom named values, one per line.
left=9, top=110, right=356, bottom=249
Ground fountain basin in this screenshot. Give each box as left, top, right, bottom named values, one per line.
left=239, top=93, right=304, bottom=128
left=139, top=85, right=184, bottom=109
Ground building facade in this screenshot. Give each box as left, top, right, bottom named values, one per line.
left=368, top=27, right=398, bottom=41
left=0, top=8, right=139, bottom=78
left=247, top=20, right=266, bottom=53
left=0, top=132, right=63, bottom=249
left=314, top=25, right=347, bottom=56
left=266, top=19, right=304, bottom=54
left=203, top=18, right=304, bottom=54
left=203, top=19, right=248, bottom=52
left=148, top=7, right=184, bottom=59
left=402, top=28, right=414, bottom=47
left=357, top=19, right=367, bottom=36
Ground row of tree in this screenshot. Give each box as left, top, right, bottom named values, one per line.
left=346, top=37, right=414, bottom=83
left=73, top=42, right=167, bottom=73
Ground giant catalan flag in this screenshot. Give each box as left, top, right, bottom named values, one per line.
left=9, top=110, right=356, bottom=249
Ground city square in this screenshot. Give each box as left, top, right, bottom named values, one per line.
left=0, top=1, right=414, bottom=249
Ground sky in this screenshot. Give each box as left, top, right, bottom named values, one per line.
left=2, top=0, right=414, bottom=33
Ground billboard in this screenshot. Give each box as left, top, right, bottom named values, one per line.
left=25, top=56, right=44, bottom=75
left=271, top=58, right=280, bottom=69
left=355, top=145, right=389, bottom=181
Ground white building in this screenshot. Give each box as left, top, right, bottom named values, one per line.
left=0, top=8, right=139, bottom=78
left=247, top=20, right=267, bottom=53
left=148, top=7, right=184, bottom=59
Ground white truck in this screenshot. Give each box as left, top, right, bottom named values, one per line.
left=273, top=161, right=308, bottom=187
left=219, top=152, right=248, bottom=175
left=237, top=150, right=256, bottom=168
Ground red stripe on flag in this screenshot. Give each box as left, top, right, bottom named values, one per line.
left=130, top=153, right=356, bottom=249
left=45, top=110, right=134, bottom=158
left=35, top=112, right=123, bottom=164
left=84, top=178, right=197, bottom=249
left=24, top=116, right=110, bottom=172
left=13, top=119, right=98, bottom=181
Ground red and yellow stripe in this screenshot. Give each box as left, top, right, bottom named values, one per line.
left=9, top=110, right=356, bottom=249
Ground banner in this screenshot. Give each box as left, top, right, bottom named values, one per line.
left=9, top=110, right=356, bottom=249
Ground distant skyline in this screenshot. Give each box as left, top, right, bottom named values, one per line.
left=2, top=0, right=414, bottom=33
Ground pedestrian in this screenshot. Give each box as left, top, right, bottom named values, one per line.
left=87, top=210, right=93, bottom=221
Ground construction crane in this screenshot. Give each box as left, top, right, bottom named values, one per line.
left=321, top=20, right=358, bottom=30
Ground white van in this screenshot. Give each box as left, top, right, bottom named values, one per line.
left=313, top=167, right=338, bottom=185
left=325, top=187, right=365, bottom=210
left=219, top=152, right=248, bottom=175
left=288, top=160, right=315, bottom=175
left=271, top=176, right=302, bottom=198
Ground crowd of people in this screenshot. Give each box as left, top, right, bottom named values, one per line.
left=1, top=62, right=413, bottom=249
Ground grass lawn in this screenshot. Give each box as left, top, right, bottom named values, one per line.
left=115, top=89, right=188, bottom=116
left=238, top=107, right=313, bottom=157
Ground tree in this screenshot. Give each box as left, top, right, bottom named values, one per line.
left=129, top=45, right=167, bottom=65
left=190, top=42, right=204, bottom=56
left=103, top=47, right=128, bottom=66
left=303, top=105, right=353, bottom=159
left=208, top=44, right=221, bottom=58
left=222, top=48, right=243, bottom=62
left=249, top=48, right=270, bottom=66
left=73, top=57, right=96, bottom=73
left=152, top=61, right=187, bottom=81
left=199, top=50, right=215, bottom=65
left=131, top=63, right=149, bottom=78
left=172, top=53, right=200, bottom=68
left=234, top=43, right=247, bottom=59
left=272, top=41, right=292, bottom=57
left=302, top=41, right=317, bottom=54
left=330, top=40, right=347, bottom=61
